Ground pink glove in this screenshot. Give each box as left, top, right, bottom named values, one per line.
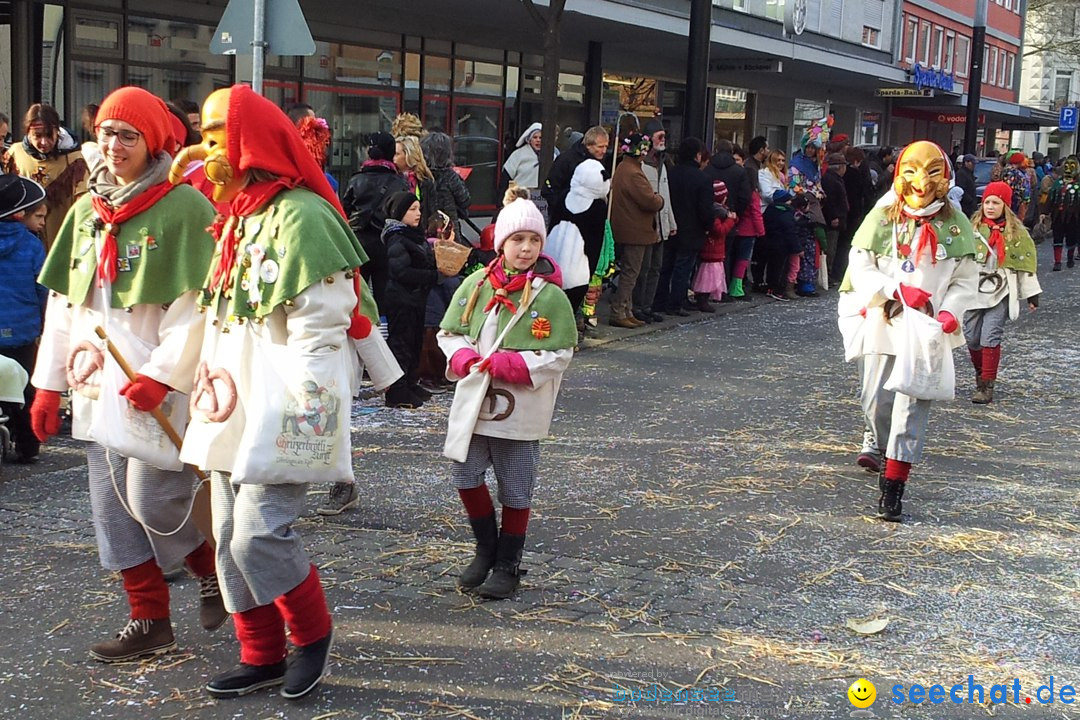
left=894, top=283, right=932, bottom=309
left=30, top=389, right=62, bottom=443
left=479, top=351, right=532, bottom=386
left=119, top=374, right=170, bottom=412
left=450, top=348, right=482, bottom=377
left=937, top=311, right=958, bottom=334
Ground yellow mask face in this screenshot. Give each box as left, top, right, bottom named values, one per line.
left=893, top=141, right=949, bottom=210
left=168, top=88, right=247, bottom=202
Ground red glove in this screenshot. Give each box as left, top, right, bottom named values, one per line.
left=450, top=348, right=482, bottom=377
left=479, top=351, right=532, bottom=386
left=30, top=390, right=62, bottom=443
left=894, top=284, right=932, bottom=309
left=119, top=374, right=170, bottom=412
left=937, top=311, right=958, bottom=334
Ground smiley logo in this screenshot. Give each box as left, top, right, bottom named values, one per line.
left=848, top=678, right=877, bottom=708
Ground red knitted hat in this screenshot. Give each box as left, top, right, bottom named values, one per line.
left=1009, top=152, right=1026, bottom=166
left=983, top=181, right=1012, bottom=209
left=226, top=84, right=344, bottom=218
left=96, top=86, right=175, bottom=157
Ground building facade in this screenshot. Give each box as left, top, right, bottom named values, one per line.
left=0, top=0, right=1049, bottom=210
left=1016, top=3, right=1080, bottom=157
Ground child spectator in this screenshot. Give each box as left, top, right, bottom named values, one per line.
left=20, top=199, right=47, bottom=237
left=0, top=175, right=48, bottom=463
left=692, top=180, right=734, bottom=308
left=382, top=191, right=442, bottom=408
left=761, top=189, right=802, bottom=301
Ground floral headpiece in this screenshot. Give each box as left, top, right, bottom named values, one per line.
left=620, top=132, right=651, bottom=157
left=800, top=115, right=834, bottom=152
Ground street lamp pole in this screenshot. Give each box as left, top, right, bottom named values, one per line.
left=684, top=0, right=712, bottom=141
left=963, top=0, right=988, bottom=155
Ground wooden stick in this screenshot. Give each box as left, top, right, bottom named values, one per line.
left=93, top=326, right=207, bottom=482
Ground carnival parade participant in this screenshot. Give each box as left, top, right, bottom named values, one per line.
left=1041, top=154, right=1080, bottom=271
left=965, top=182, right=1041, bottom=404
left=438, top=188, right=576, bottom=599
left=28, top=87, right=225, bottom=662
left=788, top=117, right=831, bottom=296
left=838, top=141, right=977, bottom=522
left=170, top=85, right=373, bottom=700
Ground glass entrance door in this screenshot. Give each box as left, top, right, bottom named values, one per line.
left=304, top=85, right=399, bottom=190
left=452, top=96, right=503, bottom=211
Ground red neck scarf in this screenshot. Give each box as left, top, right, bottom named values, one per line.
left=209, top=178, right=296, bottom=293
left=483, top=259, right=532, bottom=315
left=900, top=210, right=939, bottom=267
left=982, top=217, right=1007, bottom=265
left=90, top=182, right=175, bottom=286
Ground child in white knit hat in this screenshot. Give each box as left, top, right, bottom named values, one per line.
left=437, top=186, right=576, bottom=599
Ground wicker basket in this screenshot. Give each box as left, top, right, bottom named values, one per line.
left=434, top=240, right=471, bottom=276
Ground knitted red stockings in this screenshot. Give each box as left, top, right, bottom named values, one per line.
left=981, top=346, right=1002, bottom=381
left=274, top=565, right=332, bottom=648
left=184, top=541, right=215, bottom=578
left=234, top=603, right=287, bottom=666
left=458, top=485, right=495, bottom=519
left=501, top=507, right=531, bottom=536
left=884, top=459, right=911, bottom=483
left=121, top=558, right=170, bottom=620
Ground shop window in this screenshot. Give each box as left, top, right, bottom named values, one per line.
left=72, top=61, right=121, bottom=127
left=127, top=16, right=228, bottom=71
left=859, top=111, right=881, bottom=146
left=931, top=26, right=943, bottom=69
left=305, top=43, right=401, bottom=88
left=861, top=26, right=880, bottom=48
left=73, top=11, right=121, bottom=57
left=41, top=5, right=65, bottom=109
left=126, top=65, right=230, bottom=110
left=424, top=55, right=452, bottom=92
left=1055, top=71, right=1073, bottom=106
left=303, top=86, right=398, bottom=187
left=454, top=59, right=503, bottom=96
left=903, top=16, right=917, bottom=64
left=955, top=35, right=970, bottom=77
left=558, top=72, right=585, bottom=104
left=793, top=98, right=826, bottom=152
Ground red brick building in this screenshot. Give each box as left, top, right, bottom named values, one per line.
left=886, top=0, right=1048, bottom=152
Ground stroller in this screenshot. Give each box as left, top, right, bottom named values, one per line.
left=0, top=354, right=30, bottom=467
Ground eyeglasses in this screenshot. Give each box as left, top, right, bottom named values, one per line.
left=97, top=126, right=142, bottom=148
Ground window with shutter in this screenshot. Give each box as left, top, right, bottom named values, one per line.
left=827, top=0, right=843, bottom=37
left=863, top=0, right=883, bottom=30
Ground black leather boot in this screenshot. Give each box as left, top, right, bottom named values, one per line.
left=458, top=513, right=498, bottom=589
left=477, top=533, right=526, bottom=599
left=878, top=479, right=905, bottom=522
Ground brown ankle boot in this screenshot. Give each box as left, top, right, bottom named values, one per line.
left=89, top=618, right=176, bottom=662
left=784, top=282, right=799, bottom=300
left=972, top=378, right=994, bottom=404
left=972, top=380, right=995, bottom=404
left=198, top=575, right=230, bottom=631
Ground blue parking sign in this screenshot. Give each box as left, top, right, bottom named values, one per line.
left=1061, top=106, right=1078, bottom=132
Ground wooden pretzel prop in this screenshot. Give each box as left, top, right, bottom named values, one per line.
left=66, top=340, right=105, bottom=399
left=189, top=361, right=237, bottom=423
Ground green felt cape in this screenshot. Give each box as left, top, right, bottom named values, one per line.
left=201, top=187, right=375, bottom=320
left=840, top=203, right=976, bottom=292
left=440, top=266, right=576, bottom=351
left=970, top=211, right=1038, bottom=275
left=39, top=184, right=215, bottom=307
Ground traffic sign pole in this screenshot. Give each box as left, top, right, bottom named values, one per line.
left=252, top=0, right=265, bottom=94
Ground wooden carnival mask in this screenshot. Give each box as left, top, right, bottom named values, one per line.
left=168, top=88, right=246, bottom=203
left=892, top=141, right=950, bottom=210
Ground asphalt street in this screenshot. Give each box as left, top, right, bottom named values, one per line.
left=1, top=244, right=1077, bottom=720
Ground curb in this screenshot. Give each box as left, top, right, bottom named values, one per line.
left=579, top=294, right=780, bottom=350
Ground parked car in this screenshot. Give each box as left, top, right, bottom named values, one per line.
left=972, top=158, right=997, bottom=202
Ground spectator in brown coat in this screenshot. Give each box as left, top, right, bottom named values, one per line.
left=609, top=133, right=664, bottom=328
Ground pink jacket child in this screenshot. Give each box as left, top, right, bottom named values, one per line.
left=693, top=180, right=736, bottom=301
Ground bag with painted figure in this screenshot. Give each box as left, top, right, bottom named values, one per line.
left=884, top=303, right=956, bottom=401
left=231, top=344, right=353, bottom=484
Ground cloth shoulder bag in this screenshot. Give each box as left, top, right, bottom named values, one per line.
left=884, top=297, right=956, bottom=401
